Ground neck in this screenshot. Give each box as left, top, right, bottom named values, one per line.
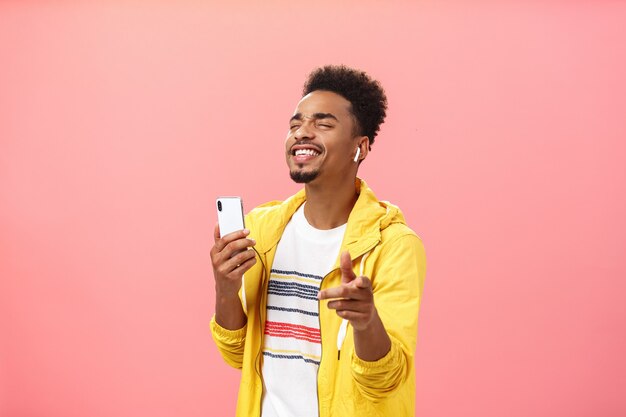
left=303, top=177, right=359, bottom=230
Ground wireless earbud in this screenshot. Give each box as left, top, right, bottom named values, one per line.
left=353, top=147, right=361, bottom=163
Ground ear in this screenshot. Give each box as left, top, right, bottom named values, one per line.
left=356, top=136, right=369, bottom=163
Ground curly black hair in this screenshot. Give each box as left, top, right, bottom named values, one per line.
left=302, top=65, right=387, bottom=147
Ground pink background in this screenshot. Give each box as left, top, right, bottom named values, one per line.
left=1, top=2, right=625, bottom=416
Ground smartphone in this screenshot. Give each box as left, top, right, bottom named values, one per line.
left=216, top=196, right=245, bottom=238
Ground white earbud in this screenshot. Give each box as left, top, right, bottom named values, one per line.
left=353, top=147, right=361, bottom=162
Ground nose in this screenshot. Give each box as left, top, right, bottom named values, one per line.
left=294, top=121, right=314, bottom=141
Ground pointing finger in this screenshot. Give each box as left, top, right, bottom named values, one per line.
left=318, top=284, right=370, bottom=301
left=318, top=286, right=346, bottom=300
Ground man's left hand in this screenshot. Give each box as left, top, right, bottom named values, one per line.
left=318, top=251, right=377, bottom=331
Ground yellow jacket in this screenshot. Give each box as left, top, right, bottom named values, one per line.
left=211, top=179, right=426, bottom=416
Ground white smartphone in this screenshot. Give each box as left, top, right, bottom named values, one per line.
left=216, top=196, right=245, bottom=238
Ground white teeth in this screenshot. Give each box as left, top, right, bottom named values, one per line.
left=294, top=149, right=320, bottom=156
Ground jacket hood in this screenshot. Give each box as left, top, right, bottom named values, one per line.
left=247, top=178, right=407, bottom=261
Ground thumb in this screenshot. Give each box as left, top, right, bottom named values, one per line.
left=340, top=251, right=356, bottom=284
left=214, top=222, right=221, bottom=242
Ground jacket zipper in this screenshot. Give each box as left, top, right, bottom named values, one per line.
left=316, top=268, right=334, bottom=417
left=255, top=252, right=270, bottom=415
left=315, top=240, right=379, bottom=417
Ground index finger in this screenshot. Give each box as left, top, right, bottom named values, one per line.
left=214, top=228, right=250, bottom=252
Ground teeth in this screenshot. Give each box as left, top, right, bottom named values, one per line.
left=294, top=149, right=320, bottom=156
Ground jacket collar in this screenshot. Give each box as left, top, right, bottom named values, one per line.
left=256, top=178, right=403, bottom=263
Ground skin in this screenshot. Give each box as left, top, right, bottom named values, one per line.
left=211, top=225, right=255, bottom=330
left=211, top=90, right=391, bottom=361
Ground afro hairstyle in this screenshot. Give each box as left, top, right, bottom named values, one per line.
left=302, top=65, right=387, bottom=147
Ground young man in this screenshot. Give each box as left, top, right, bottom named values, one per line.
left=210, top=65, right=426, bottom=416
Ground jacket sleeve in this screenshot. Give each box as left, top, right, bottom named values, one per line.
left=210, top=316, right=247, bottom=369
left=350, top=232, right=426, bottom=400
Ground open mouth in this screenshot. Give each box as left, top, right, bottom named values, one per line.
left=291, top=145, right=322, bottom=163
left=293, top=148, right=320, bottom=157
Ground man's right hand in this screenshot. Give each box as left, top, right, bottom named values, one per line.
left=210, top=223, right=258, bottom=296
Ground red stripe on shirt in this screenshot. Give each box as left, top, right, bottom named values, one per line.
left=264, top=321, right=321, bottom=344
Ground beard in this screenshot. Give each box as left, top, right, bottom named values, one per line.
left=290, top=168, right=320, bottom=183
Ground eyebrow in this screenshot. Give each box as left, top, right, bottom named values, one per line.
left=290, top=112, right=339, bottom=123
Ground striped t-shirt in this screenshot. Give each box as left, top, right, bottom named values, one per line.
left=261, top=203, right=346, bottom=417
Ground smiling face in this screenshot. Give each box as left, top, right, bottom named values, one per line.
left=285, top=90, right=366, bottom=185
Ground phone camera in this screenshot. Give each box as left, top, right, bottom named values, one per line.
left=217, top=201, right=222, bottom=211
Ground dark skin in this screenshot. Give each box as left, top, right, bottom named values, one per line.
left=211, top=225, right=255, bottom=331
left=211, top=90, right=390, bottom=361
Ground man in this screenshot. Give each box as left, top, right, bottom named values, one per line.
left=210, top=65, right=426, bottom=416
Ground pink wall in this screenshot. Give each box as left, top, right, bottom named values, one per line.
left=1, top=2, right=625, bottom=416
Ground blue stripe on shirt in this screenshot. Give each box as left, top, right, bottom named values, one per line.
left=266, top=305, right=318, bottom=317
left=263, top=351, right=320, bottom=366
left=270, top=269, right=323, bottom=280
left=269, top=281, right=318, bottom=295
